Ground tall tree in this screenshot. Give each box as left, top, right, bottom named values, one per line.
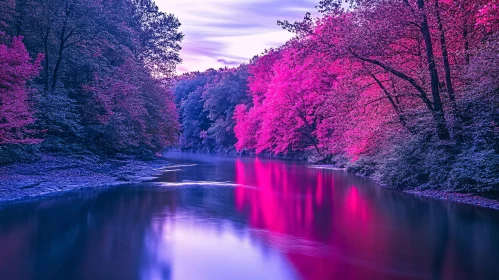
left=132, top=0, right=183, bottom=78
left=0, top=36, right=43, bottom=144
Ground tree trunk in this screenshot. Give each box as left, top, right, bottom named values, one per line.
left=417, top=0, right=450, bottom=140
left=463, top=24, right=470, bottom=65
left=51, top=4, right=69, bottom=90
left=51, top=50, right=64, bottom=90
left=434, top=0, right=458, bottom=113
left=368, top=71, right=415, bottom=134
left=43, top=35, right=50, bottom=91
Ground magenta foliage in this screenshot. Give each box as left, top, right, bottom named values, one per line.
left=233, top=0, right=499, bottom=161
left=1, top=0, right=182, bottom=156
left=85, top=59, right=179, bottom=151
left=0, top=36, right=43, bottom=144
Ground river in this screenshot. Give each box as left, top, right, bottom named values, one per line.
left=0, top=152, right=498, bottom=280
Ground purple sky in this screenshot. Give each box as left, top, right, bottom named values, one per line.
left=156, top=0, right=317, bottom=73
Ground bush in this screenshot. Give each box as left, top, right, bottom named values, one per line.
left=347, top=156, right=377, bottom=177
left=34, top=89, right=85, bottom=153
left=375, top=124, right=498, bottom=194
left=376, top=136, right=454, bottom=190
left=447, top=148, right=499, bottom=193
left=0, top=144, right=40, bottom=165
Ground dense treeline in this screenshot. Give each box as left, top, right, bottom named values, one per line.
left=173, top=0, right=499, bottom=193
left=173, top=66, right=251, bottom=153
left=0, top=0, right=181, bottom=163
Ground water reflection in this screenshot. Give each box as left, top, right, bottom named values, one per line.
left=143, top=218, right=296, bottom=280
left=0, top=152, right=498, bottom=280
left=232, top=156, right=499, bottom=280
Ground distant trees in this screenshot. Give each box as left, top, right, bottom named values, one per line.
left=0, top=0, right=182, bottom=157
left=202, top=65, right=251, bottom=149
left=172, top=66, right=251, bottom=152
left=173, top=71, right=214, bottom=150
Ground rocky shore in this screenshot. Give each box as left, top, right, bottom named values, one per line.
left=0, top=154, right=170, bottom=204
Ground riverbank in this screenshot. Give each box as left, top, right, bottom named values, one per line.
left=312, top=165, right=499, bottom=211
left=0, top=154, right=171, bottom=204
left=404, top=190, right=499, bottom=210
left=1, top=152, right=498, bottom=211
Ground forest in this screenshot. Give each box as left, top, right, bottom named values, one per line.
left=1, top=0, right=498, bottom=193
left=2, top=1, right=499, bottom=278
left=173, top=0, right=499, bottom=193
left=0, top=0, right=182, bottom=163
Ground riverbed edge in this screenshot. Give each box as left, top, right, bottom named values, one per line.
left=402, top=190, right=499, bottom=210
left=311, top=165, right=499, bottom=211
left=0, top=154, right=171, bottom=206
left=1, top=153, right=498, bottom=211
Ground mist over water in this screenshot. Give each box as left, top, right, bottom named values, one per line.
left=1, top=152, right=499, bottom=280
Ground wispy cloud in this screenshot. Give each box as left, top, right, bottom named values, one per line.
left=156, top=0, right=317, bottom=73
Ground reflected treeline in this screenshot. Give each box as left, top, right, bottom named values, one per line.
left=233, top=158, right=499, bottom=280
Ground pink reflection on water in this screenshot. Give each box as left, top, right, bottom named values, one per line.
left=345, top=186, right=370, bottom=222
left=316, top=172, right=323, bottom=206
left=234, top=158, right=416, bottom=280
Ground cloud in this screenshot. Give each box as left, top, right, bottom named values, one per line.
left=155, top=0, right=317, bottom=73
left=216, top=59, right=241, bottom=66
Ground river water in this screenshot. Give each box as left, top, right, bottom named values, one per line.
left=1, top=152, right=499, bottom=280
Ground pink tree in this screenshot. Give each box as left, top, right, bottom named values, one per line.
left=233, top=0, right=499, bottom=163
left=0, top=35, right=43, bottom=144
left=234, top=49, right=282, bottom=153
left=236, top=41, right=347, bottom=155
left=85, top=59, right=179, bottom=152
left=255, top=44, right=335, bottom=154
left=234, top=104, right=263, bottom=152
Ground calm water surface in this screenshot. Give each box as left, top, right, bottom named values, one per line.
left=1, top=152, right=499, bottom=280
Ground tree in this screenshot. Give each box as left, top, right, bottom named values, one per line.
left=234, top=104, right=262, bottom=152
left=248, top=44, right=327, bottom=154
left=0, top=0, right=182, bottom=156
left=85, top=59, right=179, bottom=154
left=0, top=35, right=43, bottom=144
left=282, top=1, right=456, bottom=140
left=202, top=65, right=250, bottom=150
left=132, top=0, right=183, bottom=78
left=477, top=1, right=499, bottom=31
left=172, top=67, right=251, bottom=152
left=173, top=71, right=214, bottom=150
